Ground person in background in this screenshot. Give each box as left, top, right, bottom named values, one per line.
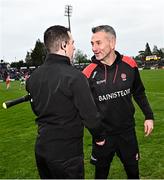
left=26, top=25, right=106, bottom=179
left=19, top=72, right=29, bottom=90
left=6, top=74, right=11, bottom=89
left=83, top=25, right=154, bottom=179
left=19, top=76, right=25, bottom=90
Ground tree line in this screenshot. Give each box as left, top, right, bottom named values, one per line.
left=8, top=40, right=164, bottom=69
left=134, top=42, right=164, bottom=62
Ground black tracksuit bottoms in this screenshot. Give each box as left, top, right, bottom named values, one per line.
left=91, top=130, right=140, bottom=179
left=35, top=153, right=84, bottom=179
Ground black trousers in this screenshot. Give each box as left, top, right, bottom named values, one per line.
left=91, top=130, right=140, bottom=179
left=35, top=153, right=84, bottom=179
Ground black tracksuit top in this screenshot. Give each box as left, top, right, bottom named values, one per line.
left=83, top=51, right=154, bottom=135
left=26, top=54, right=105, bottom=159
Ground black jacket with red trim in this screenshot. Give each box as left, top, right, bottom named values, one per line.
left=83, top=51, right=154, bottom=135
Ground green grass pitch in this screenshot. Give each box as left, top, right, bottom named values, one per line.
left=0, top=69, right=164, bottom=179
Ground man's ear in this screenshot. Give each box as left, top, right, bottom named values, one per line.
left=61, top=42, right=67, bottom=50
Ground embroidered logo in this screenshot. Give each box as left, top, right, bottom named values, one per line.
left=96, top=79, right=106, bottom=84
left=121, top=73, right=127, bottom=81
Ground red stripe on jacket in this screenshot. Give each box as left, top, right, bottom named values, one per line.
left=82, top=63, right=97, bottom=78
left=122, top=56, right=138, bottom=68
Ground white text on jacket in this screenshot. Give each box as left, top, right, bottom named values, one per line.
left=98, top=88, right=130, bottom=101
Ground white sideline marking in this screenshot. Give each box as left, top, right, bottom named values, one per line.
left=146, top=91, right=164, bottom=95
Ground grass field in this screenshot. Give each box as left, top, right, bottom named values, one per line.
left=0, top=69, right=164, bottom=179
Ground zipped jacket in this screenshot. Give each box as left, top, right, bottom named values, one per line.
left=83, top=51, right=154, bottom=135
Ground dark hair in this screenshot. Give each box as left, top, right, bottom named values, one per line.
left=44, top=25, right=70, bottom=52
left=92, top=25, right=116, bottom=38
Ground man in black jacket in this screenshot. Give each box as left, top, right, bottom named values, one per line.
left=83, top=25, right=154, bottom=179
left=26, top=25, right=105, bottom=179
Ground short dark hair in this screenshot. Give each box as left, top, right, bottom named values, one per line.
left=92, top=25, right=116, bottom=38
left=44, top=25, right=70, bottom=52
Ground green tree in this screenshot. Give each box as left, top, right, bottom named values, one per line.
left=152, top=45, right=159, bottom=55
left=30, top=39, right=47, bottom=67
left=158, top=48, right=164, bottom=58
left=74, top=49, right=90, bottom=63
left=152, top=45, right=164, bottom=58
left=137, top=50, right=145, bottom=61
left=137, top=43, right=152, bottom=61
left=25, top=51, right=32, bottom=66
left=133, top=55, right=143, bottom=67
left=144, top=42, right=152, bottom=56
left=10, top=60, right=26, bottom=69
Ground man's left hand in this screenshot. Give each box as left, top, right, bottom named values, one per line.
left=144, top=119, right=154, bottom=136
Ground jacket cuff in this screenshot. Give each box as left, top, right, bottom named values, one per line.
left=145, top=113, right=154, bottom=120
